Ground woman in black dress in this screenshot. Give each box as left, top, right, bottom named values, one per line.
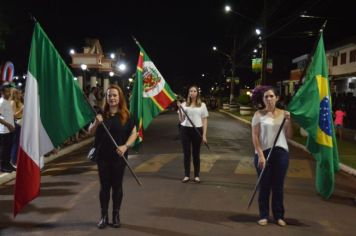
left=89, top=84, right=137, bottom=229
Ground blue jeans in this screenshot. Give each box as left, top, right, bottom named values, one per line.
left=254, top=147, right=289, bottom=220
left=11, top=123, right=21, bottom=165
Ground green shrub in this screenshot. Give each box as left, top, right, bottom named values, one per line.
left=221, top=96, right=229, bottom=104
left=237, top=94, right=251, bottom=106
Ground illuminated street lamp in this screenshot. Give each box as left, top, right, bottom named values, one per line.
left=224, top=5, right=231, bottom=13
left=224, top=4, right=258, bottom=24
left=80, top=64, right=88, bottom=88
left=212, top=44, right=236, bottom=104
left=80, top=64, right=87, bottom=71
left=118, top=63, right=127, bottom=72
left=224, top=4, right=267, bottom=84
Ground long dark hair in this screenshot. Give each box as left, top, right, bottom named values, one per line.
left=103, top=84, right=130, bottom=125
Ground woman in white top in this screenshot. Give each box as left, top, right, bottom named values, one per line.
left=177, top=85, right=209, bottom=183
left=251, top=86, right=292, bottom=227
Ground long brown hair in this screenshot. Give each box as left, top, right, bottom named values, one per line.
left=103, top=84, right=130, bottom=125
left=186, top=85, right=202, bottom=107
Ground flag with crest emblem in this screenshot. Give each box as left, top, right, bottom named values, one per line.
left=130, top=40, right=176, bottom=148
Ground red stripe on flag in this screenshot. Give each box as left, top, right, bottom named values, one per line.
left=137, top=52, right=144, bottom=70
left=13, top=147, right=41, bottom=217
left=153, top=90, right=173, bottom=110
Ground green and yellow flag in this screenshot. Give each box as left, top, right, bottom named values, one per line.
left=288, top=34, right=339, bottom=198
left=130, top=41, right=176, bottom=148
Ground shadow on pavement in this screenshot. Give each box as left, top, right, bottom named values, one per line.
left=0, top=199, right=69, bottom=230
left=150, top=207, right=258, bottom=226
left=123, top=223, right=196, bottom=236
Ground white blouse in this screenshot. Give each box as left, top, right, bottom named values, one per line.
left=251, top=111, right=288, bottom=152
left=0, top=97, right=14, bottom=134
left=179, top=102, right=209, bottom=128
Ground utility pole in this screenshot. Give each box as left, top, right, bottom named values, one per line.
left=230, top=36, right=237, bottom=104
left=260, top=0, right=267, bottom=85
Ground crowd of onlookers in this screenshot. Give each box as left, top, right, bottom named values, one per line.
left=331, top=92, right=356, bottom=130
left=0, top=84, right=104, bottom=173
left=0, top=83, right=24, bottom=173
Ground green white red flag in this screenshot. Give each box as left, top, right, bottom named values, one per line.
left=13, top=23, right=94, bottom=216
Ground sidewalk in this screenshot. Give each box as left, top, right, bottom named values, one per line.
left=0, top=137, right=94, bottom=185
left=219, top=109, right=356, bottom=177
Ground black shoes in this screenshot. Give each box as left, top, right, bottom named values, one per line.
left=112, top=210, right=121, bottom=228
left=0, top=164, right=16, bottom=173
left=97, top=210, right=121, bottom=229
left=97, top=213, right=109, bottom=229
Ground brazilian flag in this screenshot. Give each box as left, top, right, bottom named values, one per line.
left=288, top=34, right=340, bottom=198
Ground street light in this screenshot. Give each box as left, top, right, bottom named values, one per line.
left=212, top=44, right=236, bottom=104
left=80, top=64, right=88, bottom=89
left=224, top=4, right=267, bottom=85
left=117, top=62, right=127, bottom=72
left=224, top=4, right=258, bottom=24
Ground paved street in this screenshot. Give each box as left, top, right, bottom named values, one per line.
left=1, top=111, right=356, bottom=235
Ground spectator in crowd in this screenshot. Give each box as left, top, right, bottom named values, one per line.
left=0, top=84, right=15, bottom=173
left=334, top=105, right=347, bottom=140
left=10, top=88, right=24, bottom=167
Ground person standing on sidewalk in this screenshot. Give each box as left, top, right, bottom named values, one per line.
left=0, top=83, right=15, bottom=173
left=251, top=86, right=293, bottom=227
left=177, top=85, right=209, bottom=183
left=10, top=88, right=24, bottom=168
left=88, top=84, right=137, bottom=229
left=334, top=105, right=346, bottom=140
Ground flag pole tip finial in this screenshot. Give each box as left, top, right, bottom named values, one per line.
left=29, top=13, right=37, bottom=23
left=132, top=35, right=139, bottom=45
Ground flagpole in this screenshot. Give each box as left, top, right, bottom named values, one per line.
left=247, top=117, right=286, bottom=210
left=297, top=20, right=327, bottom=88
left=82, top=93, right=143, bottom=187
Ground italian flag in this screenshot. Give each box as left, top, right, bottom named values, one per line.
left=130, top=40, right=176, bottom=148
left=13, top=23, right=95, bottom=216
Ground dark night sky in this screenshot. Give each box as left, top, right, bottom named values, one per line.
left=2, top=0, right=356, bottom=94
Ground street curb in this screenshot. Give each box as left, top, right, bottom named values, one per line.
left=219, top=109, right=356, bottom=177
left=0, top=137, right=94, bottom=185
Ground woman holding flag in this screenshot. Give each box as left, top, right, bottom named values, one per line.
left=251, top=86, right=292, bottom=226
left=89, top=84, right=137, bottom=229
left=177, top=85, right=209, bottom=183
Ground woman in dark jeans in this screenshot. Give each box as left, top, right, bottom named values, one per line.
left=251, top=86, right=293, bottom=227
left=89, top=84, right=137, bottom=229
left=177, top=85, right=209, bottom=183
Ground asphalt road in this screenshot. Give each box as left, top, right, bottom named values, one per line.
left=0, top=111, right=355, bottom=236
